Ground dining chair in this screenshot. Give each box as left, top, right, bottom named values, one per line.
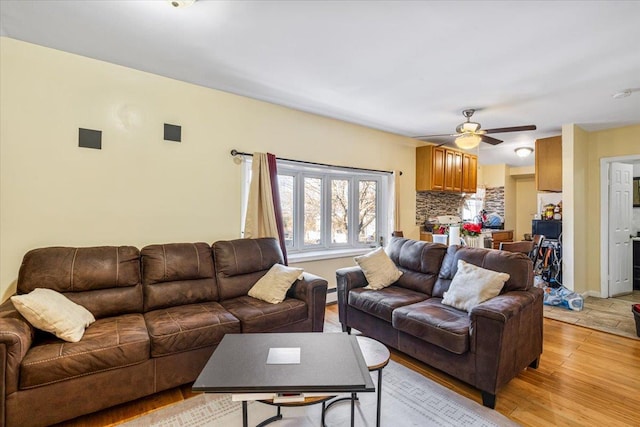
left=499, top=240, right=535, bottom=254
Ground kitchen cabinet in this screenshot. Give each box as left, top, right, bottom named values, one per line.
left=491, top=230, right=514, bottom=249
left=462, top=153, right=477, bottom=193
left=416, top=145, right=476, bottom=193
left=535, top=135, right=562, bottom=192
left=419, top=232, right=433, bottom=242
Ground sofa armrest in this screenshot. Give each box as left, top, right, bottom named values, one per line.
left=0, top=301, right=35, bottom=396
left=470, top=288, right=542, bottom=322
left=335, top=266, right=368, bottom=328
left=469, top=287, right=543, bottom=395
left=290, top=272, right=328, bottom=332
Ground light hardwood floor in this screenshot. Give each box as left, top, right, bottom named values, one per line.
left=56, top=304, right=640, bottom=427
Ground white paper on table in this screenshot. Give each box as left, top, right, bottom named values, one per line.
left=266, top=347, right=301, bottom=364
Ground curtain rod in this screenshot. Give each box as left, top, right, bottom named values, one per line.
left=230, top=150, right=402, bottom=175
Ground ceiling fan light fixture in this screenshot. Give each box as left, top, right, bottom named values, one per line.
left=457, top=122, right=481, bottom=133
left=455, top=134, right=482, bottom=149
left=515, top=147, right=534, bottom=157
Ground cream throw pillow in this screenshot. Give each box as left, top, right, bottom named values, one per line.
left=355, top=247, right=403, bottom=290
left=11, top=288, right=95, bottom=342
left=442, top=260, right=510, bottom=312
left=248, top=263, right=304, bottom=304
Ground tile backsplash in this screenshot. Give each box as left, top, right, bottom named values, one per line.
left=416, top=192, right=464, bottom=225
left=416, top=187, right=505, bottom=226
left=484, top=186, right=505, bottom=218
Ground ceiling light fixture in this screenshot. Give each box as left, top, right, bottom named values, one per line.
left=455, top=133, right=482, bottom=149
left=169, top=0, right=196, bottom=8
left=515, top=147, right=534, bottom=157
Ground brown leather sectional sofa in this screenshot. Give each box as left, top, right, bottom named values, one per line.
left=0, top=238, right=327, bottom=427
left=336, top=237, right=543, bottom=409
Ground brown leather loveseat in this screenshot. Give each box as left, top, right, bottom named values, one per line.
left=336, top=237, right=542, bottom=409
left=0, top=237, right=327, bottom=427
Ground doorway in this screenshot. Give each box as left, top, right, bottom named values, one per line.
left=600, top=156, right=640, bottom=297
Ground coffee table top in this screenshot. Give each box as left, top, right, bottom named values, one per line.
left=193, top=333, right=375, bottom=394
left=356, top=336, right=390, bottom=371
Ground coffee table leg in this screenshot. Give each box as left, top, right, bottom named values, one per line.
left=350, top=392, right=355, bottom=427
left=242, top=401, right=248, bottom=427
left=376, top=368, right=383, bottom=427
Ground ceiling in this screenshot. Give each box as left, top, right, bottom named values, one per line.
left=1, top=1, right=639, bottom=166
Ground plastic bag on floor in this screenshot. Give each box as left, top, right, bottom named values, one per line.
left=543, top=285, right=583, bottom=311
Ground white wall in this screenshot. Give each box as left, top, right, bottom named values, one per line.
left=0, top=38, right=418, bottom=301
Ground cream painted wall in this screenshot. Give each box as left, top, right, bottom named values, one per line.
left=0, top=38, right=418, bottom=300
left=514, top=177, right=536, bottom=240
left=479, top=164, right=506, bottom=188
left=579, top=124, right=640, bottom=295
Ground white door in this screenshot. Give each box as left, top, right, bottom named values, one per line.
left=608, top=162, right=633, bottom=296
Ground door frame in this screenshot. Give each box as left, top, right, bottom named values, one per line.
left=600, top=155, right=640, bottom=297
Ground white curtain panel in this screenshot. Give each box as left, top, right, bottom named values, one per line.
left=244, top=153, right=279, bottom=239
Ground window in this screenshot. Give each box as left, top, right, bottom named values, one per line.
left=245, top=159, right=389, bottom=255
left=462, top=187, right=485, bottom=221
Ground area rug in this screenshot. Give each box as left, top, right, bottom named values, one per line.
left=543, top=292, right=640, bottom=340
left=120, top=360, right=518, bottom=427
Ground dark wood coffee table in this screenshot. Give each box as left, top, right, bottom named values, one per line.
left=193, top=333, right=375, bottom=427
left=324, top=336, right=390, bottom=427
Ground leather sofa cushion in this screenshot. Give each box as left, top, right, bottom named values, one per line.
left=142, top=243, right=218, bottom=311
left=145, top=302, right=240, bottom=357
left=214, top=238, right=284, bottom=300
left=17, top=246, right=143, bottom=318
left=386, top=238, right=447, bottom=295
left=433, top=246, right=533, bottom=298
left=221, top=296, right=307, bottom=333
left=348, top=286, right=429, bottom=322
left=392, top=298, right=470, bottom=355
left=20, top=314, right=149, bottom=389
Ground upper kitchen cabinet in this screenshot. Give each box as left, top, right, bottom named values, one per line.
left=535, top=135, right=562, bottom=192
left=462, top=153, right=478, bottom=193
left=416, top=145, right=477, bottom=193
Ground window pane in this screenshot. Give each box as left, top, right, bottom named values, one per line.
left=304, top=177, right=322, bottom=245
left=278, top=175, right=294, bottom=247
left=331, top=179, right=349, bottom=244
left=358, top=180, right=377, bottom=244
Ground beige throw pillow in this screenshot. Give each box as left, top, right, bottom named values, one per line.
left=248, top=263, right=304, bottom=304
left=11, top=288, right=96, bottom=342
left=354, top=247, right=403, bottom=290
left=442, top=260, right=510, bottom=312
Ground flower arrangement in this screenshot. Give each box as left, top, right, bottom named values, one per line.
left=461, top=222, right=482, bottom=236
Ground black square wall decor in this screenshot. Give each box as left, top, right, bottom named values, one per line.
left=164, top=123, right=181, bottom=142
left=78, top=128, right=102, bottom=150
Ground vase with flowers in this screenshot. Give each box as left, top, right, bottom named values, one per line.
left=461, top=222, right=483, bottom=247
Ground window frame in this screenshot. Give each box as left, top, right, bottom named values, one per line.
left=243, top=159, right=389, bottom=256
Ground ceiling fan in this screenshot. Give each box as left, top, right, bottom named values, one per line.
left=414, top=109, right=536, bottom=149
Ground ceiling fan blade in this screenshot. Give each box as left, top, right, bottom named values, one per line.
left=483, top=125, right=537, bottom=134
left=481, top=134, right=503, bottom=145
left=413, top=133, right=459, bottom=139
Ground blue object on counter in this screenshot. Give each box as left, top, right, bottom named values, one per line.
left=484, top=213, right=503, bottom=227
